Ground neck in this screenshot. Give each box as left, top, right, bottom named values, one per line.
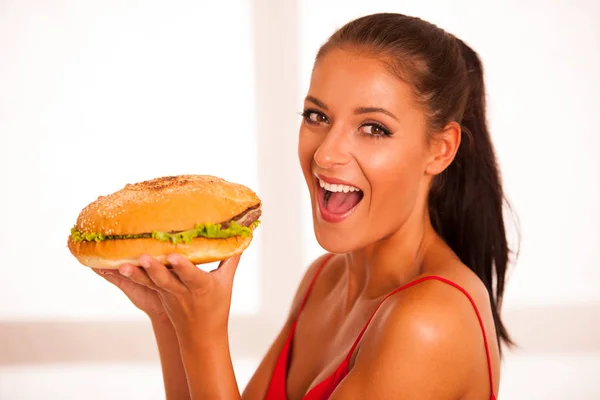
left=343, top=207, right=438, bottom=302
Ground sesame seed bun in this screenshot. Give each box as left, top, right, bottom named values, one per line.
left=67, top=175, right=261, bottom=269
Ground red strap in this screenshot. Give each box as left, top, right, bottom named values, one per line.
left=275, top=257, right=496, bottom=400
left=343, top=275, right=496, bottom=398
left=264, top=254, right=335, bottom=400
left=297, top=253, right=335, bottom=314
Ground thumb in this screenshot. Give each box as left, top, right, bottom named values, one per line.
left=214, top=253, right=242, bottom=283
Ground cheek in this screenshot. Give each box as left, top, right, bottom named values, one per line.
left=365, top=142, right=426, bottom=208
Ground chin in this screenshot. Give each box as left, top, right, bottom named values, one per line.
left=314, top=232, right=355, bottom=254
left=310, top=215, right=359, bottom=255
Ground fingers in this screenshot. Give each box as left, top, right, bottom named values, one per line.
left=139, top=255, right=187, bottom=294
left=93, top=268, right=128, bottom=286
left=95, top=253, right=241, bottom=295
left=93, top=268, right=117, bottom=277
left=118, top=263, right=159, bottom=290
left=92, top=268, right=121, bottom=285
left=167, top=253, right=211, bottom=290
left=93, top=265, right=159, bottom=291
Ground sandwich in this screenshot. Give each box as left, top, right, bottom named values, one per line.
left=67, top=175, right=261, bottom=269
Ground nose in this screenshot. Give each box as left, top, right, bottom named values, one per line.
left=313, top=126, right=351, bottom=169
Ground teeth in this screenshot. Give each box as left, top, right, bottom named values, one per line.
left=318, top=179, right=360, bottom=193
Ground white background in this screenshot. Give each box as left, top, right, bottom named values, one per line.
left=1, top=0, right=599, bottom=399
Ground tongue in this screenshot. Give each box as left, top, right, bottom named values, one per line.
left=326, top=191, right=361, bottom=214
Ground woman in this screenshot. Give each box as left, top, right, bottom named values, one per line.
left=97, top=13, right=514, bottom=399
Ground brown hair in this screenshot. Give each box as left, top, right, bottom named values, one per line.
left=317, top=13, right=516, bottom=349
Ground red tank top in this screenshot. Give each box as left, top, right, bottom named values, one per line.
left=264, top=254, right=497, bottom=400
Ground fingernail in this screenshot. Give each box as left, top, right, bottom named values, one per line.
left=100, top=269, right=116, bottom=275
left=139, top=256, right=151, bottom=268
left=120, top=266, right=131, bottom=277
left=167, top=253, right=178, bottom=265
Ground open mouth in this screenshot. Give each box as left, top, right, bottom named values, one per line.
left=316, top=177, right=364, bottom=221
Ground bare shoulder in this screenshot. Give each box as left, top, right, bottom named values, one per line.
left=395, top=261, right=495, bottom=332
left=379, top=260, right=499, bottom=367
left=376, top=265, right=491, bottom=351
left=373, top=263, right=493, bottom=350
left=329, top=261, right=498, bottom=399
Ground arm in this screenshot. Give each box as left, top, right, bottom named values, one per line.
left=93, top=269, right=192, bottom=399
left=177, top=254, right=329, bottom=400
left=179, top=326, right=241, bottom=399
left=134, top=253, right=331, bottom=400
left=151, top=316, right=191, bottom=400
left=110, top=257, right=238, bottom=400
left=328, top=281, right=489, bottom=399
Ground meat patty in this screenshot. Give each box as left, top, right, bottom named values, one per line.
left=221, top=204, right=262, bottom=229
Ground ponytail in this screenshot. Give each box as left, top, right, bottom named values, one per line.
left=429, top=39, right=514, bottom=349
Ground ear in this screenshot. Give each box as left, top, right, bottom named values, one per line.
left=425, top=121, right=461, bottom=176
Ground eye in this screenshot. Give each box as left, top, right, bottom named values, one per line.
left=359, top=122, right=392, bottom=137
left=301, top=109, right=329, bottom=125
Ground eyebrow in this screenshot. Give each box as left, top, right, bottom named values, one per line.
left=354, top=107, right=399, bottom=122
left=305, top=95, right=328, bottom=110
left=305, top=95, right=399, bottom=122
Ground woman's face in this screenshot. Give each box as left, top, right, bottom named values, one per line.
left=298, top=48, right=435, bottom=253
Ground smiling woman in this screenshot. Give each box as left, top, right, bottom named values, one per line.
left=81, top=11, right=510, bottom=399
left=1, top=1, right=598, bottom=398
left=261, top=13, right=508, bottom=399
left=91, top=12, right=510, bottom=400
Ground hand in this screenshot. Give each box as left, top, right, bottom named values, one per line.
left=93, top=267, right=168, bottom=322
left=119, top=253, right=242, bottom=343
